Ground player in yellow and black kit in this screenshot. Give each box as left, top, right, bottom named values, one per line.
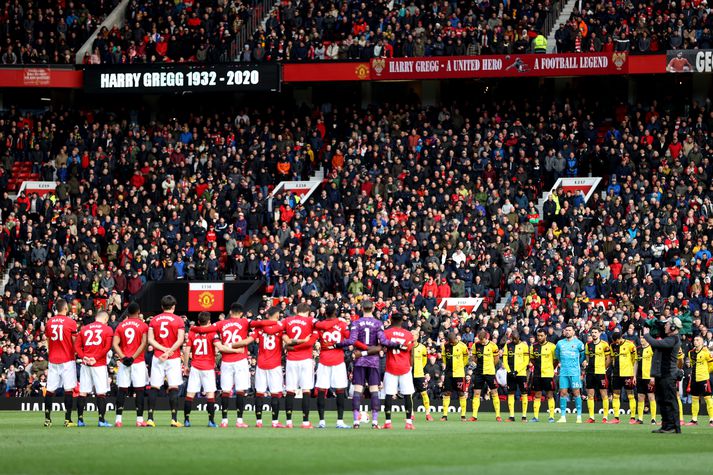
left=530, top=328, right=557, bottom=422
left=685, top=335, right=713, bottom=426
left=609, top=331, right=637, bottom=424
left=411, top=329, right=433, bottom=422
left=470, top=330, right=501, bottom=422
left=502, top=330, right=530, bottom=421
left=635, top=334, right=657, bottom=424
left=584, top=327, right=611, bottom=423
left=440, top=332, right=469, bottom=421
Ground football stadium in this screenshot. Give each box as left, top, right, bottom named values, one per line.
left=1, top=0, right=713, bottom=473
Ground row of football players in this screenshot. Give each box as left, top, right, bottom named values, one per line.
left=431, top=325, right=713, bottom=426
left=43, top=296, right=417, bottom=429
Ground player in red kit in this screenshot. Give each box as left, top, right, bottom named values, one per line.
left=234, top=307, right=309, bottom=428
left=147, top=295, right=186, bottom=427
left=282, top=302, right=319, bottom=428
left=74, top=310, right=114, bottom=427
left=215, top=302, right=251, bottom=428
left=315, top=304, right=351, bottom=429
left=382, top=313, right=416, bottom=430
left=112, top=302, right=149, bottom=427
left=43, top=298, right=78, bottom=427
left=183, top=312, right=233, bottom=427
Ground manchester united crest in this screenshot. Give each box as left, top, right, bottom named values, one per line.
left=198, top=291, right=215, bottom=309
left=355, top=63, right=370, bottom=80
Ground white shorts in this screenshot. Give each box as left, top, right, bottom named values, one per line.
left=150, top=358, right=183, bottom=388
left=117, top=362, right=148, bottom=388
left=384, top=371, right=415, bottom=396
left=187, top=368, right=217, bottom=394
left=47, top=361, right=77, bottom=392
left=285, top=359, right=314, bottom=392
left=315, top=363, right=348, bottom=389
left=220, top=360, right=250, bottom=392
left=255, top=367, right=283, bottom=394
left=79, top=365, right=110, bottom=395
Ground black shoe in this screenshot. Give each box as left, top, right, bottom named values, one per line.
left=652, top=428, right=677, bottom=434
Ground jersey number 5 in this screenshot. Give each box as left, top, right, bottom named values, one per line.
left=159, top=321, right=170, bottom=338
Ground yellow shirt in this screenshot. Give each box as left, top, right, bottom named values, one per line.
left=637, top=345, right=654, bottom=380
left=689, top=347, right=713, bottom=382
left=442, top=342, right=469, bottom=378
left=474, top=341, right=499, bottom=375
left=503, top=341, right=530, bottom=376
left=412, top=343, right=428, bottom=378
left=585, top=340, right=610, bottom=375
left=610, top=340, right=637, bottom=377
left=531, top=341, right=556, bottom=378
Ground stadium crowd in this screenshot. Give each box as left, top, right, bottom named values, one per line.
left=0, top=0, right=120, bottom=65
left=2, top=0, right=712, bottom=65
left=554, top=0, right=713, bottom=54
left=0, top=94, right=712, bottom=410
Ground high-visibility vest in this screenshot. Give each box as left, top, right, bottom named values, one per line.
left=534, top=35, right=547, bottom=52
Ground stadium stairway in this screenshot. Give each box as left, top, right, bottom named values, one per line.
left=8, top=162, right=39, bottom=193
left=546, top=0, right=580, bottom=53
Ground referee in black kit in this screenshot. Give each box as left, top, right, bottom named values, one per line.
left=644, top=317, right=683, bottom=434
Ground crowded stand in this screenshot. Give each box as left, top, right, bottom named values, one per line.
left=554, top=0, right=713, bottom=54
left=240, top=0, right=555, bottom=61
left=0, top=91, right=712, bottom=406
left=88, top=0, right=256, bottom=64
left=92, top=0, right=557, bottom=64
left=0, top=0, right=120, bottom=65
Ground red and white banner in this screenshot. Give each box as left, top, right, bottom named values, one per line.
left=270, top=180, right=322, bottom=202
left=188, top=283, right=224, bottom=312
left=589, top=298, right=616, bottom=311
left=548, top=177, right=602, bottom=203
left=18, top=181, right=57, bottom=197
left=371, top=53, right=629, bottom=80
left=438, top=298, right=484, bottom=314
left=0, top=67, right=82, bottom=88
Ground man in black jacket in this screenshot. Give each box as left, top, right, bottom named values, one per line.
left=644, top=317, right=683, bottom=434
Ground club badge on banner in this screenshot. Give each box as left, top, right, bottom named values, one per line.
left=188, top=283, right=224, bottom=312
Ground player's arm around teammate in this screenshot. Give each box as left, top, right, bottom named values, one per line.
left=182, top=312, right=220, bottom=427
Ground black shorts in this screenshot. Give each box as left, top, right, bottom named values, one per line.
left=532, top=377, right=555, bottom=392
left=690, top=379, right=712, bottom=397
left=413, top=377, right=426, bottom=392
left=444, top=375, right=466, bottom=393
left=506, top=374, right=527, bottom=393
left=611, top=376, right=635, bottom=391
left=586, top=373, right=608, bottom=391
left=636, top=378, right=654, bottom=395
left=474, top=373, right=497, bottom=391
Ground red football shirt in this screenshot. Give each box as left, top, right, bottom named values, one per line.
left=75, top=322, right=114, bottom=367
left=283, top=315, right=317, bottom=361
left=384, top=327, right=414, bottom=376
left=215, top=317, right=250, bottom=363
left=45, top=315, right=78, bottom=364
left=149, top=312, right=185, bottom=359
left=188, top=328, right=219, bottom=371
left=115, top=318, right=149, bottom=363
left=318, top=320, right=350, bottom=366
left=252, top=322, right=284, bottom=370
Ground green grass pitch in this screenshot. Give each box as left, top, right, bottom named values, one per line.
left=2, top=411, right=711, bottom=475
